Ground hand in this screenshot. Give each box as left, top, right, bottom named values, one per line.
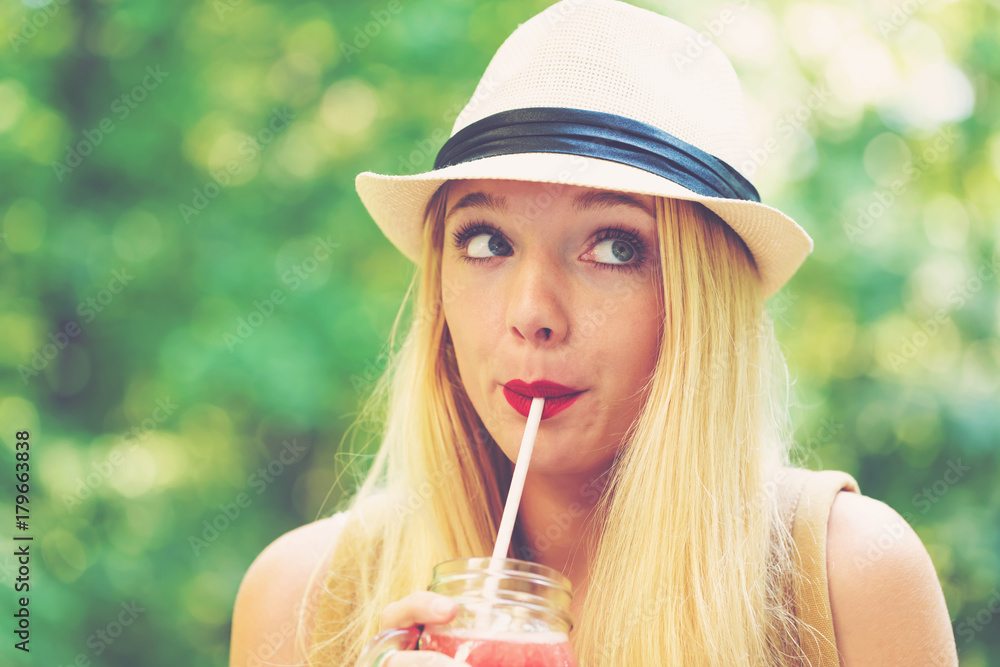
left=374, top=591, right=471, bottom=666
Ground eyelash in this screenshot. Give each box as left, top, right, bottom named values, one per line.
left=450, top=220, right=649, bottom=273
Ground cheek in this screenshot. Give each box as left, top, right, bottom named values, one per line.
left=442, top=275, right=498, bottom=374
left=442, top=263, right=469, bottom=342
left=606, top=285, right=662, bottom=379
left=442, top=261, right=505, bottom=339
left=443, top=288, right=507, bottom=426
left=639, top=288, right=664, bottom=359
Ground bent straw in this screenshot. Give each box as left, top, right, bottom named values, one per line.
left=455, top=397, right=545, bottom=661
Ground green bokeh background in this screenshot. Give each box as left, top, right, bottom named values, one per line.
left=1, top=0, right=998, bottom=665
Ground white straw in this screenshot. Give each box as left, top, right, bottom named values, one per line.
left=457, top=397, right=544, bottom=653
left=493, top=396, right=545, bottom=560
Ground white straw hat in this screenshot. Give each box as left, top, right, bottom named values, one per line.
left=355, top=0, right=813, bottom=298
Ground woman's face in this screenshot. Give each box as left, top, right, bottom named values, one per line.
left=441, top=179, right=664, bottom=474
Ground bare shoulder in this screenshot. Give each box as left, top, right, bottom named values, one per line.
left=229, top=511, right=351, bottom=667
left=826, top=491, right=957, bottom=667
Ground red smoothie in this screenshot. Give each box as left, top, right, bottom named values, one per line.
left=420, top=628, right=577, bottom=666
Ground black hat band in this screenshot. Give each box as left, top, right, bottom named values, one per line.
left=433, top=107, right=760, bottom=203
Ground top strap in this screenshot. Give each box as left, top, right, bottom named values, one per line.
left=779, top=467, right=861, bottom=667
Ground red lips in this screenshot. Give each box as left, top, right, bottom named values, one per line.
left=502, top=379, right=586, bottom=419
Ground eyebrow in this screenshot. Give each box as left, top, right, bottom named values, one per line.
left=444, top=189, right=654, bottom=221
left=572, top=190, right=654, bottom=218
left=445, top=191, right=509, bottom=220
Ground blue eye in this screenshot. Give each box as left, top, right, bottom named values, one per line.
left=585, top=224, right=647, bottom=273
left=452, top=222, right=512, bottom=264
left=466, top=231, right=512, bottom=259
left=451, top=220, right=648, bottom=273
left=591, top=238, right=636, bottom=264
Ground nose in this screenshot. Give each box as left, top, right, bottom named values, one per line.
left=505, top=253, right=570, bottom=346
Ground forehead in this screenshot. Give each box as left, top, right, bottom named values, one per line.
left=444, top=179, right=656, bottom=219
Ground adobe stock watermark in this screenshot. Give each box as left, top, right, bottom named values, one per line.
left=62, top=397, right=178, bottom=511
left=571, top=276, right=643, bottom=347
left=741, top=418, right=845, bottom=520
left=672, top=0, right=752, bottom=72
left=349, top=350, right=391, bottom=398
left=767, top=288, right=800, bottom=329
left=57, top=600, right=146, bottom=667
left=189, top=438, right=309, bottom=556
left=345, top=261, right=475, bottom=397
left=946, top=253, right=1000, bottom=310
left=738, top=81, right=832, bottom=179
left=877, top=0, right=932, bottom=38
left=955, top=586, right=1000, bottom=648
left=512, top=475, right=605, bottom=562
left=744, top=466, right=795, bottom=521
left=179, top=107, right=295, bottom=224
left=851, top=516, right=910, bottom=573
left=590, top=581, right=673, bottom=662
left=393, top=457, right=460, bottom=519
left=348, top=272, right=470, bottom=394
left=418, top=169, right=632, bottom=346
left=885, top=253, right=1000, bottom=371
left=791, top=417, right=844, bottom=471
left=214, top=0, right=246, bottom=21
left=7, top=0, right=70, bottom=54
left=340, top=0, right=407, bottom=63
left=51, top=66, right=170, bottom=182
left=681, top=307, right=794, bottom=397
left=912, top=459, right=970, bottom=514
left=540, top=0, right=591, bottom=25
left=395, top=123, right=454, bottom=177
left=18, top=267, right=135, bottom=384
left=223, top=235, right=339, bottom=350
left=853, top=458, right=970, bottom=572
left=395, top=69, right=504, bottom=176
left=244, top=618, right=298, bottom=667
left=843, top=125, right=959, bottom=244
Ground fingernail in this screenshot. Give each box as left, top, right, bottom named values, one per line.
left=431, top=597, right=457, bottom=616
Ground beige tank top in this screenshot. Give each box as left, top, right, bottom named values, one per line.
left=776, top=466, right=861, bottom=667
left=314, top=467, right=861, bottom=664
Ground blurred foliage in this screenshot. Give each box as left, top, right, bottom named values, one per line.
left=0, top=0, right=997, bottom=665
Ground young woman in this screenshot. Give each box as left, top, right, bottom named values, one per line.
left=229, top=1, right=957, bottom=665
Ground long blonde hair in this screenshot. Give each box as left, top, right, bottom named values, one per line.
left=301, top=180, right=812, bottom=665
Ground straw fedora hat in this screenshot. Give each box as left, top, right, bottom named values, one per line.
left=355, top=0, right=813, bottom=299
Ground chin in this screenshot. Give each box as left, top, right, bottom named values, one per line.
left=500, top=439, right=583, bottom=471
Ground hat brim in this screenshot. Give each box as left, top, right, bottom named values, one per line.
left=355, top=152, right=812, bottom=299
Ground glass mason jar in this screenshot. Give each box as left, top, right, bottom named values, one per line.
left=355, top=557, right=578, bottom=667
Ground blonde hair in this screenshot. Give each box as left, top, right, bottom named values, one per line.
left=300, top=180, right=814, bottom=665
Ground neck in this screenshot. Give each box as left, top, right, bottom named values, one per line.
left=511, top=466, right=611, bottom=588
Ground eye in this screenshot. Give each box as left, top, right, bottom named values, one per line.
left=452, top=221, right=512, bottom=262
left=467, top=232, right=512, bottom=259
left=591, top=238, right=636, bottom=264
left=584, top=225, right=648, bottom=273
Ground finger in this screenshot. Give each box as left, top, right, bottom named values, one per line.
left=383, top=651, right=471, bottom=667
left=379, top=591, right=458, bottom=632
